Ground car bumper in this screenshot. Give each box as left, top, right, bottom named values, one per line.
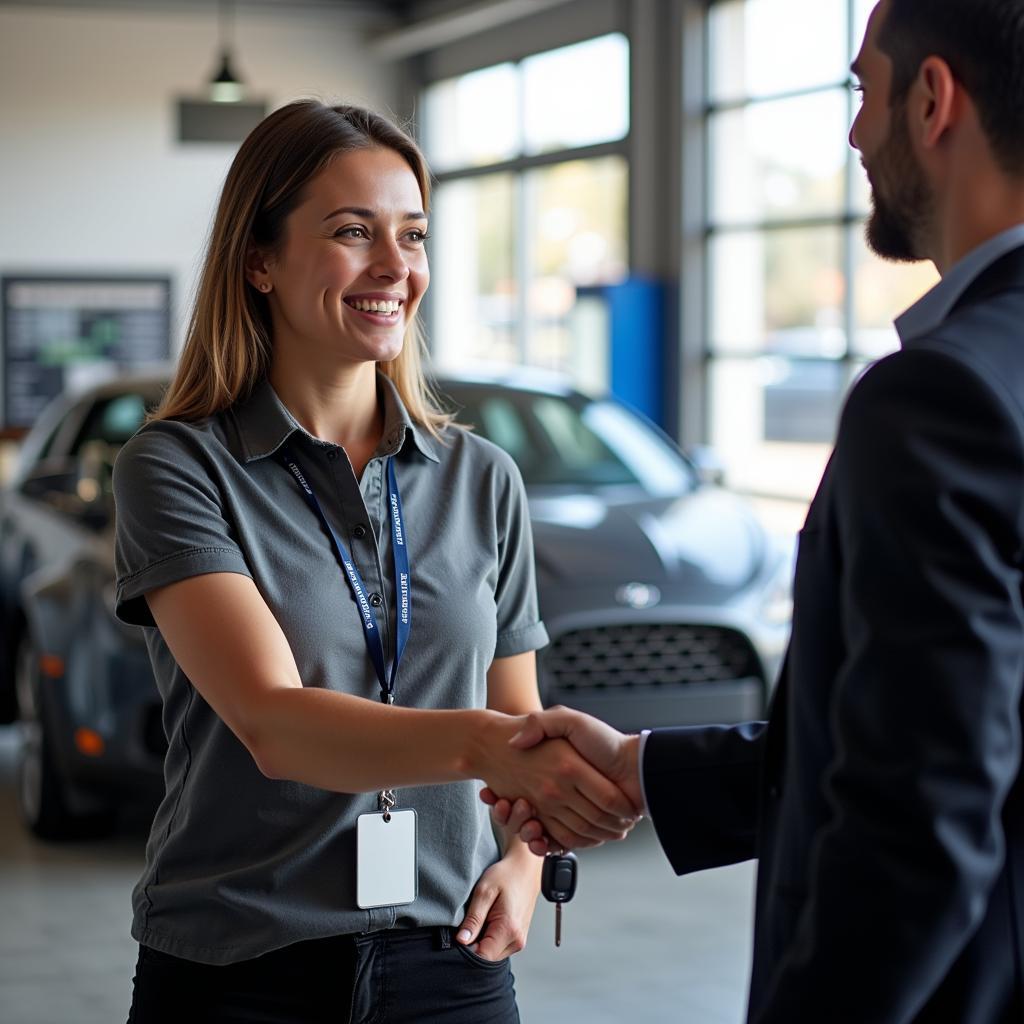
left=49, top=646, right=165, bottom=805
left=546, top=677, right=766, bottom=732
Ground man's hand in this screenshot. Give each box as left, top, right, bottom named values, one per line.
left=480, top=706, right=645, bottom=854
left=472, top=711, right=639, bottom=851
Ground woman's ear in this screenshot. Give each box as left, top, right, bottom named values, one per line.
left=245, top=246, right=274, bottom=294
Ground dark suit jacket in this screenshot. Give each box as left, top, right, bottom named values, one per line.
left=644, top=246, right=1024, bottom=1023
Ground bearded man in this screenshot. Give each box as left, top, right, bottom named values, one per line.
left=489, top=2, right=1024, bottom=1020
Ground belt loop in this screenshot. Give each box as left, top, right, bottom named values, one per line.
left=436, top=926, right=452, bottom=950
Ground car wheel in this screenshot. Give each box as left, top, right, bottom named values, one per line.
left=14, top=636, right=115, bottom=840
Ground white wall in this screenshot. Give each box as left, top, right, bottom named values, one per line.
left=0, top=2, right=401, bottom=353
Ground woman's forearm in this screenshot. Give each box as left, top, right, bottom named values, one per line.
left=246, top=686, right=636, bottom=850
left=246, top=686, right=515, bottom=792
left=147, top=574, right=635, bottom=839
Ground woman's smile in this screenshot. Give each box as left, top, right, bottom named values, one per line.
left=343, top=292, right=405, bottom=325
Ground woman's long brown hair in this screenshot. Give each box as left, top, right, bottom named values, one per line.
left=151, top=100, right=452, bottom=436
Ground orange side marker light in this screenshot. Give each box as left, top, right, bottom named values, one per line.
left=74, top=728, right=106, bottom=758
left=39, top=655, right=65, bottom=679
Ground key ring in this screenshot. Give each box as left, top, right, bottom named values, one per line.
left=378, top=788, right=396, bottom=823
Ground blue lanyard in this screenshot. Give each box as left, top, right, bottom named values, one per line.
left=279, top=446, right=411, bottom=704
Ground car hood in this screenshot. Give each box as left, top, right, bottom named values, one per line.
left=528, top=485, right=768, bottom=603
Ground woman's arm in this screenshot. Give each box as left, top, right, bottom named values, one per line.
left=485, top=651, right=543, bottom=717
left=146, top=572, right=636, bottom=845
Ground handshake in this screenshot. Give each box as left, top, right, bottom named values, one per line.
left=475, top=706, right=646, bottom=854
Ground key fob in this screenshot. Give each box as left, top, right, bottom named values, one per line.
left=541, top=851, right=578, bottom=903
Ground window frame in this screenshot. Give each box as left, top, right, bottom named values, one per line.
left=698, top=0, right=871, bottom=500
left=418, top=31, right=633, bottom=370
left=703, top=0, right=863, bottom=363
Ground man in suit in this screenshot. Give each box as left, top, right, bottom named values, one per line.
left=487, top=1, right=1024, bottom=1019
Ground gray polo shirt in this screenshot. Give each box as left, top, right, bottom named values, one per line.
left=113, top=374, right=548, bottom=965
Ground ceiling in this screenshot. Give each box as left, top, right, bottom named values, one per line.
left=1, top=1, right=578, bottom=58
left=0, top=0, right=413, bottom=14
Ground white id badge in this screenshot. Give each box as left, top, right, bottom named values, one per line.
left=356, top=809, right=418, bottom=909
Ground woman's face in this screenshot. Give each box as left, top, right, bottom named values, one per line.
left=256, top=146, right=429, bottom=368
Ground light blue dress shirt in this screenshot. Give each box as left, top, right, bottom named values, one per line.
left=895, top=224, right=1024, bottom=344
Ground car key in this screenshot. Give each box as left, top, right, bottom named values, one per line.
left=541, top=850, right=578, bottom=947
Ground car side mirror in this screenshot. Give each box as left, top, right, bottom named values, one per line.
left=19, top=444, right=114, bottom=528
left=685, top=445, right=727, bottom=487
left=74, top=441, right=116, bottom=529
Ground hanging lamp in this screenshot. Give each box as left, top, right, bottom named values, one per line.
left=208, top=0, right=245, bottom=103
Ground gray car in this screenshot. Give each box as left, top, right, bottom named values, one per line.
left=0, top=370, right=791, bottom=839
left=442, top=370, right=791, bottom=731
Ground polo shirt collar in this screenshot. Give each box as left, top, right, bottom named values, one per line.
left=232, top=373, right=441, bottom=464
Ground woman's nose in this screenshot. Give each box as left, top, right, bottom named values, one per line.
left=369, top=237, right=408, bottom=280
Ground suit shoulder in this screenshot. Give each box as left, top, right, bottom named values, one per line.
left=920, top=293, right=1024, bottom=420
left=834, top=346, right=1024, bottom=514
left=845, top=341, right=1024, bottom=443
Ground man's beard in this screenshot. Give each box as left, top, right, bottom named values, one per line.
left=865, top=101, right=933, bottom=263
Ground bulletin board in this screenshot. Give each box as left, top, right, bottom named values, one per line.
left=1, top=275, right=171, bottom=431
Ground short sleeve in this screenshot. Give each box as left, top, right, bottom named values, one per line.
left=493, top=455, right=549, bottom=657
left=113, top=424, right=252, bottom=627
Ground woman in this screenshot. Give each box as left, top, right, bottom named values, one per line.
left=114, top=100, right=636, bottom=1023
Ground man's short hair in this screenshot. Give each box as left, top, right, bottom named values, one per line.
left=879, top=0, right=1024, bottom=174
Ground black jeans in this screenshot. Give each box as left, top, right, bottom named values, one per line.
left=126, top=926, right=520, bottom=1024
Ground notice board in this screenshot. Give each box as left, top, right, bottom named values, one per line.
left=1, top=275, right=171, bottom=430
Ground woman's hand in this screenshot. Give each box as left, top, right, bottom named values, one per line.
left=455, top=850, right=542, bottom=961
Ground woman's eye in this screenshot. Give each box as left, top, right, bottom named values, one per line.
left=335, top=226, right=368, bottom=239
left=405, top=230, right=430, bottom=243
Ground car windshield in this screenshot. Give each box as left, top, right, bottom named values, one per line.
left=443, top=385, right=696, bottom=496
left=69, top=391, right=153, bottom=456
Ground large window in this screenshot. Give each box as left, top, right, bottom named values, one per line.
left=704, top=0, right=939, bottom=500
left=422, top=33, right=630, bottom=386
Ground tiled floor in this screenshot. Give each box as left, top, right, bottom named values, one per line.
left=0, top=726, right=755, bottom=1023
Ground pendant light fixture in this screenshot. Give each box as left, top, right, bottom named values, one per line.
left=176, top=0, right=265, bottom=143
left=208, top=0, right=245, bottom=103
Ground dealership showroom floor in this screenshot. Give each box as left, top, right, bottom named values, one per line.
left=0, top=725, right=756, bottom=1024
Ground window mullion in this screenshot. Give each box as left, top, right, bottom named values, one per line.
left=422, top=32, right=632, bottom=380
left=432, top=140, right=629, bottom=183
left=514, top=173, right=530, bottom=365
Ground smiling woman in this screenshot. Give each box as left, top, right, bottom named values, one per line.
left=153, top=103, right=443, bottom=441
left=113, top=100, right=640, bottom=1024
left=247, top=149, right=430, bottom=396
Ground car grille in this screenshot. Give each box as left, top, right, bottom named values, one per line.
left=543, top=624, right=762, bottom=691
